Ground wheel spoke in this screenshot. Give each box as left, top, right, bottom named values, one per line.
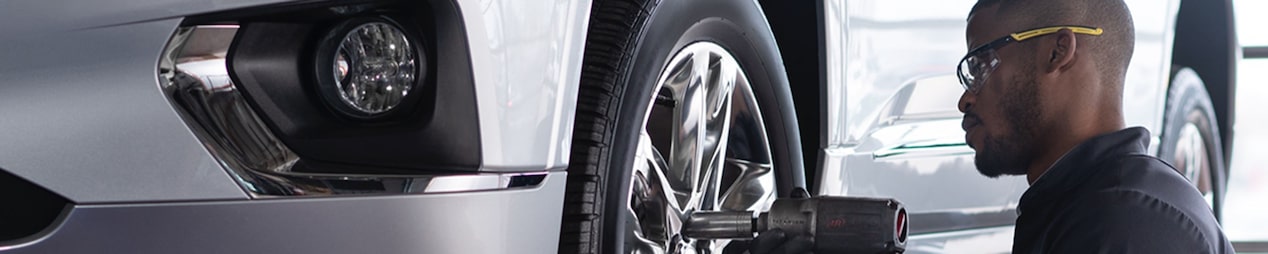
left=706, top=53, right=737, bottom=119
left=660, top=50, right=707, bottom=207
left=641, top=132, right=687, bottom=216
left=1187, top=127, right=1204, bottom=180
left=1173, top=122, right=1214, bottom=208
left=697, top=52, right=736, bottom=211
left=624, top=209, right=668, bottom=254
left=719, top=158, right=775, bottom=212
left=629, top=42, right=775, bottom=254
left=630, top=132, right=687, bottom=251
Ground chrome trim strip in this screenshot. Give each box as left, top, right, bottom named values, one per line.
left=872, top=142, right=974, bottom=160
left=158, top=25, right=545, bottom=197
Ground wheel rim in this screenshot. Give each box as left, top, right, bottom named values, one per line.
left=1173, top=121, right=1213, bottom=206
left=625, top=42, right=777, bottom=254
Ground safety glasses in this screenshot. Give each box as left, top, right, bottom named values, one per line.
left=956, top=26, right=1104, bottom=93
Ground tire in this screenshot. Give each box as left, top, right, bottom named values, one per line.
left=1157, top=66, right=1227, bottom=222
left=557, top=0, right=806, bottom=253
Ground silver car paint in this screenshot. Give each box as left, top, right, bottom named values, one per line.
left=2, top=172, right=566, bottom=254
left=0, top=0, right=591, bottom=200
left=0, top=17, right=248, bottom=203
left=1, top=0, right=582, bottom=251
left=819, top=0, right=1182, bottom=251
left=0, top=0, right=580, bottom=251
left=456, top=0, right=591, bottom=171
left=904, top=226, right=1015, bottom=253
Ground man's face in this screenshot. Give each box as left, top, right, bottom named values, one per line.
left=959, top=7, right=1045, bottom=178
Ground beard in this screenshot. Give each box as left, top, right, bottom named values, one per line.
left=974, top=70, right=1043, bottom=178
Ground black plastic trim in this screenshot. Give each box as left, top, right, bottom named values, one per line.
left=0, top=169, right=70, bottom=243
left=208, top=0, right=481, bottom=173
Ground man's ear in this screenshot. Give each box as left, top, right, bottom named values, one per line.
left=1046, top=29, right=1078, bottom=73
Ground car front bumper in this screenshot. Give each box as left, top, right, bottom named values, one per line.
left=1, top=171, right=565, bottom=254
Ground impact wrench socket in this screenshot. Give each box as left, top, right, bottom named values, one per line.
left=683, top=196, right=908, bottom=254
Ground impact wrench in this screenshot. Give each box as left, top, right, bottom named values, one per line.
left=683, top=196, right=908, bottom=253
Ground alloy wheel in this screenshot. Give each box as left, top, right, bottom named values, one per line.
left=625, top=42, right=777, bottom=254
left=1173, top=120, right=1214, bottom=205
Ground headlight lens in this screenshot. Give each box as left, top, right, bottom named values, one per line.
left=331, top=21, right=416, bottom=115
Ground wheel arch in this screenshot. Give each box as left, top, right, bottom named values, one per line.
left=757, top=0, right=824, bottom=192
left=1172, top=0, right=1238, bottom=166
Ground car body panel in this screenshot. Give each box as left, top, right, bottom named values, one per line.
left=904, top=225, right=1015, bottom=253
left=0, top=172, right=566, bottom=254
left=818, top=0, right=1184, bottom=249
left=0, top=0, right=291, bottom=35
left=0, top=17, right=248, bottom=203
left=455, top=0, right=591, bottom=171
left=0, top=0, right=592, bottom=201
left=1, top=0, right=583, bottom=251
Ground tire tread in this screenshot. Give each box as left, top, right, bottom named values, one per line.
left=558, top=0, right=656, bottom=253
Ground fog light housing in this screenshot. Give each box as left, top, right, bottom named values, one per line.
left=317, top=17, right=422, bottom=118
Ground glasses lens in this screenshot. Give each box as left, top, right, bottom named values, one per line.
left=958, top=57, right=975, bottom=90
left=960, top=50, right=998, bottom=93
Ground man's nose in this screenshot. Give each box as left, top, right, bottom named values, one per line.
left=958, top=90, right=975, bottom=113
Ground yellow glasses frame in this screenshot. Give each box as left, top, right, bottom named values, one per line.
left=1010, top=26, right=1104, bottom=41
left=956, top=25, right=1105, bottom=91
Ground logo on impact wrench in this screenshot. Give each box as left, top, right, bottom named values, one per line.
left=827, top=218, right=846, bottom=229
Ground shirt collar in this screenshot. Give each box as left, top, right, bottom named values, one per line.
left=1018, top=127, right=1152, bottom=212
left=1029, top=148, right=1072, bottom=183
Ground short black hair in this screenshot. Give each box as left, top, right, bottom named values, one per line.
left=970, top=0, right=1135, bottom=86
left=969, top=0, right=1005, bottom=17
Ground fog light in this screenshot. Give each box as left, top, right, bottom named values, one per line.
left=322, top=19, right=418, bottom=117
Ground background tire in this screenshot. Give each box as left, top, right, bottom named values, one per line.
left=557, top=0, right=806, bottom=253
left=1157, top=66, right=1228, bottom=221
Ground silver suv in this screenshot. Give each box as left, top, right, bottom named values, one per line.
left=0, top=0, right=1236, bottom=253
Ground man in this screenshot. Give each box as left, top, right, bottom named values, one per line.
left=754, top=0, right=1234, bottom=253
left=958, top=0, right=1232, bottom=252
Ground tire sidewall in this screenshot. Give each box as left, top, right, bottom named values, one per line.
left=1158, top=67, right=1226, bottom=220
left=599, top=0, right=804, bottom=252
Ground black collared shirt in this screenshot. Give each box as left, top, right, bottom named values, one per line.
left=1013, top=127, right=1234, bottom=253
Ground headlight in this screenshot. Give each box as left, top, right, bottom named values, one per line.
left=322, top=18, right=419, bottom=117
